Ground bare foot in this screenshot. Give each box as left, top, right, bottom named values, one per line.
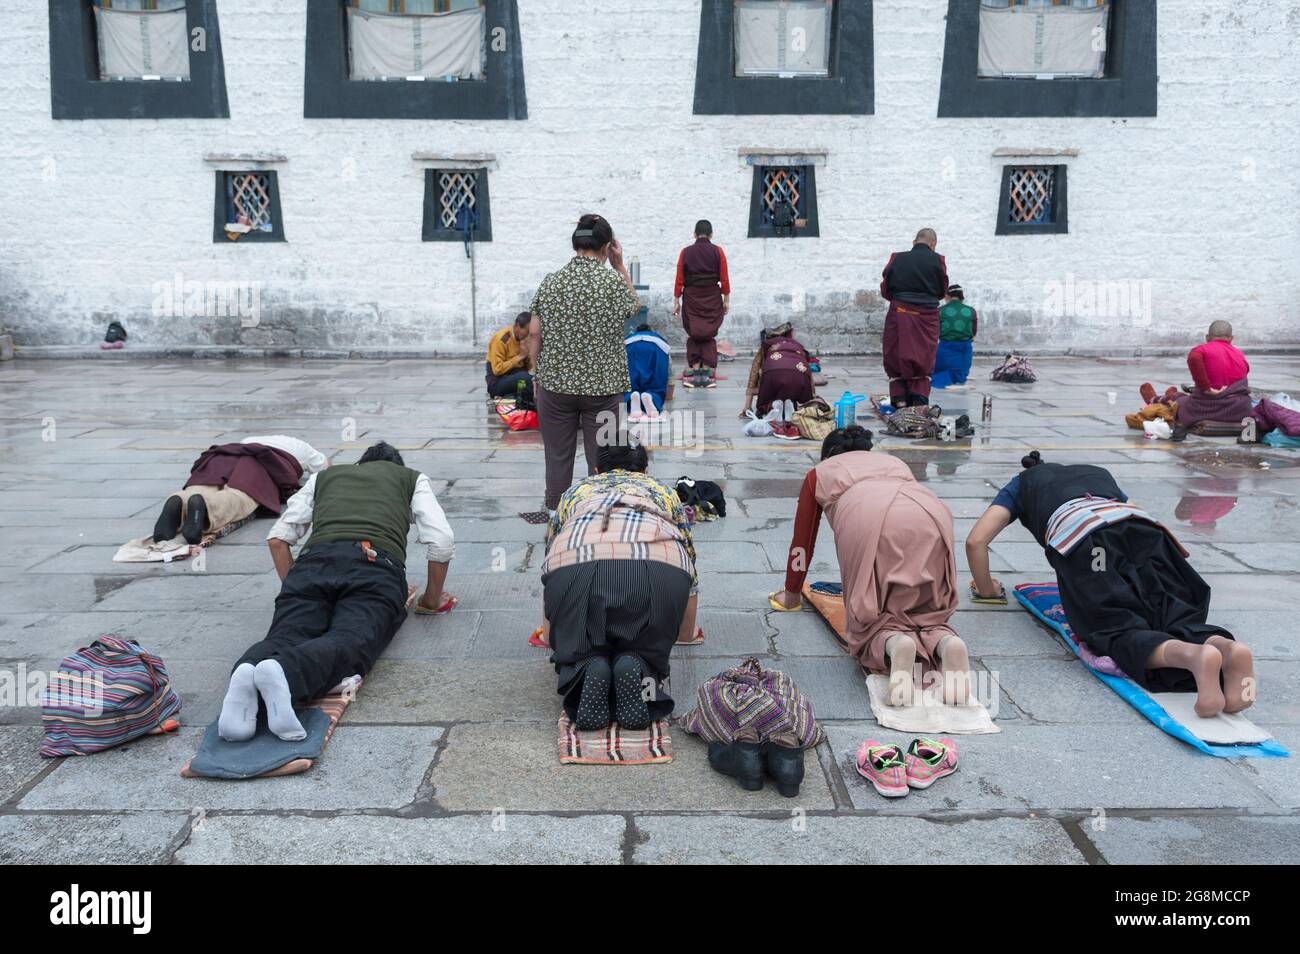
left=1210, top=636, right=1255, bottom=713
left=1191, top=643, right=1226, bottom=718
left=939, top=637, right=971, bottom=706
left=887, top=634, right=916, bottom=707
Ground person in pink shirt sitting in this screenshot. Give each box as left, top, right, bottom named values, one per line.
left=1139, top=321, right=1251, bottom=439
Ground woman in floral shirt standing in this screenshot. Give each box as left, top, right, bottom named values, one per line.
left=527, top=214, right=641, bottom=511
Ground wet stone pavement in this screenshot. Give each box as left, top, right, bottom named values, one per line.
left=1, top=354, right=1299, bottom=865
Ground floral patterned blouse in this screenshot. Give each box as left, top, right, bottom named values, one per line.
left=530, top=255, right=639, bottom=396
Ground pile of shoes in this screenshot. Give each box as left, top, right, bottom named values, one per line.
left=683, top=367, right=717, bottom=389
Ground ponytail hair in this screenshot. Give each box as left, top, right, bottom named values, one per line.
left=1021, top=450, right=1043, bottom=469
left=572, top=213, right=614, bottom=253
left=821, top=426, right=874, bottom=460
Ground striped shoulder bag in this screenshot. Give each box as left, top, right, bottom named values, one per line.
left=40, top=636, right=182, bottom=758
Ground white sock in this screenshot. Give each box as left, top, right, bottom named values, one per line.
left=645, top=394, right=661, bottom=419
left=254, top=659, right=307, bottom=742
left=217, top=663, right=258, bottom=742
left=628, top=392, right=645, bottom=419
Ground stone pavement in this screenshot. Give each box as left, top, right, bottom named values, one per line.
left=1, top=353, right=1298, bottom=865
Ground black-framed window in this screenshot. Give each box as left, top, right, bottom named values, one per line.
left=49, top=0, right=229, bottom=120
left=304, top=0, right=527, bottom=119
left=422, top=169, right=492, bottom=242
left=996, top=165, right=1068, bottom=235
left=938, top=0, right=1156, bottom=118
left=694, top=0, right=873, bottom=115
left=748, top=165, right=819, bottom=238
left=213, top=171, right=286, bottom=243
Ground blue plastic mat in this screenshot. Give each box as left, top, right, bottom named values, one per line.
left=1014, top=583, right=1288, bottom=759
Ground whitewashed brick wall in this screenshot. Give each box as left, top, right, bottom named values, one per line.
left=1, top=0, right=1297, bottom=354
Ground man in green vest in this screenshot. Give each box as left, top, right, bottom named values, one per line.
left=217, top=442, right=457, bottom=743
left=931, top=283, right=977, bottom=389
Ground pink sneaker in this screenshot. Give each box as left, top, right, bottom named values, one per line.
left=904, top=736, right=958, bottom=789
left=856, top=740, right=908, bottom=798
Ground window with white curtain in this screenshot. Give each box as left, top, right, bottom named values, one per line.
left=978, top=0, right=1110, bottom=79
left=733, top=0, right=833, bottom=78
left=93, top=0, right=191, bottom=81
left=346, top=0, right=487, bottom=81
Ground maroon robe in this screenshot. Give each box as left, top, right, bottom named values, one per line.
left=678, top=238, right=727, bottom=368
left=184, top=443, right=303, bottom=514
left=880, top=243, right=948, bottom=405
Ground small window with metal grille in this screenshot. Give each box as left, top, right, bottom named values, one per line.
left=996, top=164, right=1068, bottom=235
left=748, top=164, right=819, bottom=238
left=422, top=168, right=492, bottom=242
left=213, top=171, right=285, bottom=242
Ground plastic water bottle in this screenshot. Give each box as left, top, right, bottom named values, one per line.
left=835, top=392, right=867, bottom=430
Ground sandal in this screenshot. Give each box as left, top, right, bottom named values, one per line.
left=968, top=581, right=1007, bottom=605
left=413, top=595, right=458, bottom=616
left=675, top=626, right=705, bottom=646
left=768, top=591, right=802, bottom=612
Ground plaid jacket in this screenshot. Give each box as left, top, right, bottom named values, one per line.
left=543, top=471, right=697, bottom=590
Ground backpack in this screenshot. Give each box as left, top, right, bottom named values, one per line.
left=991, top=353, right=1037, bottom=384
left=761, top=336, right=810, bottom=376
left=40, top=636, right=181, bottom=757
left=680, top=657, right=824, bottom=747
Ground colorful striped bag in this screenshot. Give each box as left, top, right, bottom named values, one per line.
left=40, top=636, right=182, bottom=758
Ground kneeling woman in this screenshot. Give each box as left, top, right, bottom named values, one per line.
left=966, top=453, right=1254, bottom=717
left=771, top=427, right=972, bottom=706
left=541, top=439, right=699, bottom=730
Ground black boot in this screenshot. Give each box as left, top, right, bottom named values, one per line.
left=762, top=741, right=805, bottom=798
left=181, top=493, right=208, bottom=545
left=707, top=740, right=764, bottom=791
left=612, top=653, right=650, bottom=730
left=573, top=656, right=612, bottom=731
left=152, top=495, right=183, bottom=542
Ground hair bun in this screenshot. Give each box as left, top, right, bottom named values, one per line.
left=1021, top=451, right=1042, bottom=469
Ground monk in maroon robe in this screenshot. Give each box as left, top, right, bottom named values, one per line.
left=673, top=220, right=730, bottom=386
left=880, top=228, right=948, bottom=407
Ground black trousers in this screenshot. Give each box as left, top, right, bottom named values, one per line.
left=236, top=541, right=407, bottom=703
left=543, top=559, right=692, bottom=721
left=1050, top=522, right=1233, bottom=692
left=487, top=370, right=533, bottom=399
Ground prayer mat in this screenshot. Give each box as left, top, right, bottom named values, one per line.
left=557, top=713, right=673, bottom=765
left=518, top=510, right=550, bottom=525
left=1013, top=583, right=1288, bottom=758
left=181, top=680, right=359, bottom=780
left=802, top=583, right=998, bottom=735
left=865, top=675, right=999, bottom=736
left=113, top=513, right=256, bottom=563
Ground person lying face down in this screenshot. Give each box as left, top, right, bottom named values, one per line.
left=539, top=435, right=699, bottom=732
left=770, top=426, right=973, bottom=707
left=151, top=434, right=328, bottom=546
left=217, top=441, right=456, bottom=743
left=966, top=452, right=1255, bottom=719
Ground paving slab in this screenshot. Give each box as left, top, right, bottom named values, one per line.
left=432, top=722, right=836, bottom=811
left=175, top=813, right=626, bottom=865
left=631, top=814, right=1086, bottom=865
left=19, top=726, right=442, bottom=812
left=1083, top=815, right=1300, bottom=865
left=0, top=727, right=50, bottom=805
left=823, top=723, right=1274, bottom=813
left=0, top=813, right=186, bottom=864
left=349, top=659, right=557, bottom=723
